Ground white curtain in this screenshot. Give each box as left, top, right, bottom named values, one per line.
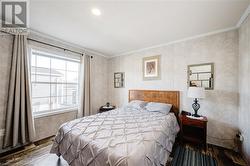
left=3, top=35, right=35, bottom=148
left=78, top=54, right=91, bottom=118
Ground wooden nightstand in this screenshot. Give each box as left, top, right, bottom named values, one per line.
left=99, top=105, right=116, bottom=113
left=180, top=114, right=208, bottom=150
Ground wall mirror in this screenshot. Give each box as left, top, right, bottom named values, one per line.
left=188, top=63, right=214, bottom=90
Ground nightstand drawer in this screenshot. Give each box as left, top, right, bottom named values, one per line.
left=182, top=118, right=206, bottom=128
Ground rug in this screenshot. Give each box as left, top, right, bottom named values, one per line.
left=170, top=146, right=218, bottom=166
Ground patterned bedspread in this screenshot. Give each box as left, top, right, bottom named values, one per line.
left=50, top=108, right=179, bottom=166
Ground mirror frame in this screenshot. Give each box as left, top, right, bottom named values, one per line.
left=187, top=63, right=214, bottom=90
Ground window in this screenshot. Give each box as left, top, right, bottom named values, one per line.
left=30, top=49, right=80, bottom=115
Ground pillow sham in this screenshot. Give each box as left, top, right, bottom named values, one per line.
left=145, top=102, right=172, bottom=114
left=126, top=100, right=147, bottom=110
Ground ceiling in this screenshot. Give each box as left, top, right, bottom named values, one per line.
left=30, top=0, right=250, bottom=57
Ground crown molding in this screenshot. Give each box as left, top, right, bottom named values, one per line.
left=29, top=29, right=109, bottom=58
left=237, top=4, right=250, bottom=28
left=111, top=26, right=237, bottom=58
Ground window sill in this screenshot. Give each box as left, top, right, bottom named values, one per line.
left=33, top=108, right=78, bottom=119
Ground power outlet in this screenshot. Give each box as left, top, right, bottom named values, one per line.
left=0, top=129, right=5, bottom=137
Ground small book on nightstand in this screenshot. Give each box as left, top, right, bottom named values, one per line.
left=186, top=115, right=205, bottom=120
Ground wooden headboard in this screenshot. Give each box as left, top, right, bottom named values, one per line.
left=129, top=90, right=180, bottom=116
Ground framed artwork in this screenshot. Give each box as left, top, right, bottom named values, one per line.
left=143, top=55, right=161, bottom=80
left=114, top=72, right=124, bottom=88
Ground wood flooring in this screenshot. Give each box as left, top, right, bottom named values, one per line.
left=0, top=139, right=247, bottom=166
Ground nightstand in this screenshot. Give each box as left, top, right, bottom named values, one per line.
left=99, top=105, right=116, bottom=113
left=180, top=114, right=208, bottom=150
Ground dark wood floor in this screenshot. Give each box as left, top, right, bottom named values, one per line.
left=0, top=139, right=247, bottom=166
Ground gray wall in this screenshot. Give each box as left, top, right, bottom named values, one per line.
left=108, top=30, right=239, bottom=149
left=239, top=14, right=250, bottom=164
left=0, top=32, right=108, bottom=149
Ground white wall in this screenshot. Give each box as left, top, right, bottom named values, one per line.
left=239, top=14, right=250, bottom=164
left=108, top=30, right=239, bottom=149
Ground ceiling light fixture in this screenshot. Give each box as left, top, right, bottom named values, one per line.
left=92, top=8, right=101, bottom=16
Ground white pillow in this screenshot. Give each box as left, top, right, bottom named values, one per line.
left=145, top=102, right=172, bottom=114
left=127, top=100, right=147, bottom=110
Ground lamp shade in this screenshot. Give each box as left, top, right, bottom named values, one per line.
left=187, top=87, right=205, bottom=99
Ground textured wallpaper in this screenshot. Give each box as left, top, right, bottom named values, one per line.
left=108, top=30, right=239, bottom=149
left=90, top=54, right=109, bottom=114
left=239, top=14, right=250, bottom=164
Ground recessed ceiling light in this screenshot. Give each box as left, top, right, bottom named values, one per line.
left=92, top=8, right=101, bottom=16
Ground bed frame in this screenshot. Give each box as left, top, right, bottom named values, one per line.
left=128, top=90, right=180, bottom=116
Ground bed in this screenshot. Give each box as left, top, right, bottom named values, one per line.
left=50, top=90, right=180, bottom=166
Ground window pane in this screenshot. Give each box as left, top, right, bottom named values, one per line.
left=31, top=74, right=50, bottom=82
left=31, top=54, right=36, bottom=66
left=36, top=55, right=50, bottom=68
left=30, top=49, right=80, bottom=114
left=51, top=58, right=66, bottom=70
left=51, top=69, right=66, bottom=83
left=51, top=96, right=68, bottom=110
left=67, top=71, right=78, bottom=83
left=32, top=97, right=50, bottom=112
left=32, top=83, right=50, bottom=98
left=66, top=84, right=78, bottom=97
left=67, top=96, right=78, bottom=105
left=67, top=61, right=79, bottom=71
left=51, top=84, right=66, bottom=97
left=31, top=74, right=35, bottom=82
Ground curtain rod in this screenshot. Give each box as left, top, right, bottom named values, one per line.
left=27, top=38, right=84, bottom=56
left=1, top=30, right=93, bottom=58
left=28, top=38, right=93, bottom=58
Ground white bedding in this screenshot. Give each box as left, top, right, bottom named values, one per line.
left=50, top=107, right=179, bottom=166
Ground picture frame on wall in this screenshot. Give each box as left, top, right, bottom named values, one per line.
left=143, top=55, right=161, bottom=80
left=114, top=72, right=125, bottom=88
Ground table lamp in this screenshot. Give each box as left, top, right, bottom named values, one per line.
left=187, top=87, right=205, bottom=117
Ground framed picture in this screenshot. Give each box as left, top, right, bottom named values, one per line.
left=114, top=72, right=124, bottom=88
left=143, top=55, right=161, bottom=80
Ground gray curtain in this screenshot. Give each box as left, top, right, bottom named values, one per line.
left=3, top=35, right=35, bottom=148
left=78, top=54, right=91, bottom=118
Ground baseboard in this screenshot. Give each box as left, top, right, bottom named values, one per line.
left=0, top=143, right=34, bottom=158
left=0, top=136, right=54, bottom=158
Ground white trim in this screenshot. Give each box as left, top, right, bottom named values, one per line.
left=28, top=44, right=81, bottom=61
left=29, top=29, right=109, bottom=58
left=33, top=48, right=80, bottom=62
left=237, top=4, right=250, bottom=28
left=34, top=108, right=77, bottom=119
left=111, top=27, right=237, bottom=58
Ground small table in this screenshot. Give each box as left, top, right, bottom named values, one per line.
left=99, top=106, right=116, bottom=113
left=180, top=114, right=208, bottom=150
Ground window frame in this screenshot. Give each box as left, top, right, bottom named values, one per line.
left=28, top=45, right=81, bottom=117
